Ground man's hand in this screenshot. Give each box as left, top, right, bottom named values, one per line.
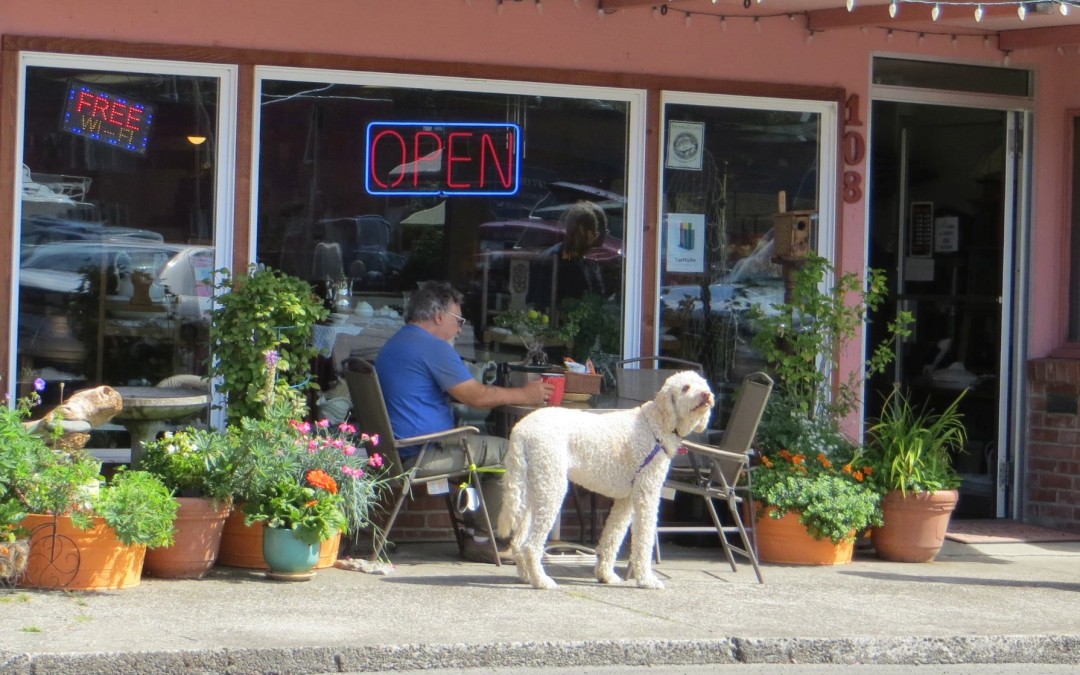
left=523, top=378, right=554, bottom=406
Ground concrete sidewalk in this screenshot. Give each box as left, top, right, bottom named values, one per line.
left=1, top=538, right=1079, bottom=674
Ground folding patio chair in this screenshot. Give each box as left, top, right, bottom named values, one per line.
left=342, top=358, right=504, bottom=566
left=657, top=371, right=773, bottom=583
left=614, top=356, right=705, bottom=403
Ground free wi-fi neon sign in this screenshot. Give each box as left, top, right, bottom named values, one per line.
left=365, top=122, right=520, bottom=197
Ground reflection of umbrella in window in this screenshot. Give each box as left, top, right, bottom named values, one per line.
left=400, top=201, right=445, bottom=226
left=389, top=148, right=442, bottom=179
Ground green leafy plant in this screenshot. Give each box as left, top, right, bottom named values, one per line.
left=0, top=383, right=177, bottom=548
left=556, top=293, right=620, bottom=363
left=209, top=265, right=328, bottom=424
left=140, top=426, right=235, bottom=502
left=92, top=470, right=178, bottom=548
left=865, top=387, right=967, bottom=496
left=749, top=253, right=912, bottom=421
left=242, top=469, right=347, bottom=546
left=751, top=402, right=882, bottom=544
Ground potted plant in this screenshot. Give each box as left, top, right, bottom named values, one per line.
left=208, top=265, right=327, bottom=425
left=747, top=254, right=912, bottom=564
left=290, top=418, right=395, bottom=565
left=140, top=426, right=236, bottom=578
left=242, top=469, right=348, bottom=579
left=0, top=384, right=177, bottom=589
left=865, top=386, right=967, bottom=562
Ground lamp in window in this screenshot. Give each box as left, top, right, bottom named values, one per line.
left=186, top=135, right=207, bottom=146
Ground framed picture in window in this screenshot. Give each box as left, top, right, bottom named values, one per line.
left=666, top=121, right=705, bottom=171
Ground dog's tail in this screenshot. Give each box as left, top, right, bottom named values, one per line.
left=497, top=431, right=528, bottom=540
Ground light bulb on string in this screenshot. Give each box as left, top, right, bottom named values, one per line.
left=951, top=35, right=958, bottom=49
left=886, top=29, right=894, bottom=42
left=974, top=4, right=984, bottom=21
left=1003, top=51, right=1011, bottom=66
left=755, top=16, right=761, bottom=31
left=743, top=0, right=750, bottom=8
left=918, top=32, right=925, bottom=46
left=983, top=35, right=990, bottom=48
left=931, top=4, right=940, bottom=20
left=721, top=16, right=728, bottom=30
left=889, top=1, right=898, bottom=18
left=1060, top=1, right=1070, bottom=16
left=535, top=0, right=542, bottom=14
left=684, top=12, right=691, bottom=27
left=1017, top=3, right=1026, bottom=20
left=846, top=0, right=854, bottom=10
left=806, top=30, right=814, bottom=44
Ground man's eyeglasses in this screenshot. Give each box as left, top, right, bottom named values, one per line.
left=445, top=311, right=467, bottom=328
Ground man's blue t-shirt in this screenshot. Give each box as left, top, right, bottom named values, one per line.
left=375, top=324, right=472, bottom=456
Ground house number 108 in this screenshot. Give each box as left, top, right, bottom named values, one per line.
left=843, top=94, right=865, bottom=204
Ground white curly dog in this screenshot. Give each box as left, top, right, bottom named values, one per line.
left=497, top=370, right=715, bottom=590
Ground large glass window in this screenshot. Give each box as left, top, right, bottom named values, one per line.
left=14, top=55, right=233, bottom=415
left=255, top=71, right=640, bottom=377
left=657, top=95, right=834, bottom=404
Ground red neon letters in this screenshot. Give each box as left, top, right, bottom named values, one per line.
left=74, top=90, right=147, bottom=132
left=366, top=123, right=519, bottom=195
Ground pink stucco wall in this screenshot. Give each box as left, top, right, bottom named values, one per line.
left=0, top=0, right=1073, bottom=359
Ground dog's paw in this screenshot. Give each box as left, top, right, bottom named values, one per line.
left=596, top=567, right=623, bottom=584
left=531, top=574, right=558, bottom=590
left=636, top=574, right=665, bottom=590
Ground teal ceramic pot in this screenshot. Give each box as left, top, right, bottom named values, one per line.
left=261, top=526, right=319, bottom=574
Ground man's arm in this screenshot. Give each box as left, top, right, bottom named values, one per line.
left=448, top=378, right=552, bottom=409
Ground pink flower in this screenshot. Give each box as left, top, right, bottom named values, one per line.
left=331, top=439, right=344, bottom=449
left=339, top=422, right=356, bottom=434
left=316, top=419, right=330, bottom=429
left=368, top=453, right=384, bottom=468
left=343, top=445, right=357, bottom=456
left=342, top=465, right=365, bottom=478
left=369, top=434, right=380, bottom=447
left=307, top=440, right=319, bottom=453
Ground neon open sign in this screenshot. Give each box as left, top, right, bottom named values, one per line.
left=61, top=82, right=156, bottom=155
left=365, top=122, right=520, bottom=196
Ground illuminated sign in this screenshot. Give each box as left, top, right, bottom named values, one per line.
left=61, top=82, right=155, bottom=155
left=365, top=122, right=520, bottom=196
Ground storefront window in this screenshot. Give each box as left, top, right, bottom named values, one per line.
left=14, top=56, right=233, bottom=414
left=255, top=72, right=638, bottom=374
left=657, top=95, right=833, bottom=400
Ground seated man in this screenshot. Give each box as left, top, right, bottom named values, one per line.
left=375, top=280, right=551, bottom=562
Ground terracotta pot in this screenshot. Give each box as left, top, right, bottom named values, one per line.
left=755, top=507, right=854, bottom=565
left=216, top=508, right=268, bottom=569
left=315, top=531, right=341, bottom=570
left=20, top=514, right=146, bottom=590
left=872, top=489, right=959, bottom=563
left=144, top=497, right=232, bottom=579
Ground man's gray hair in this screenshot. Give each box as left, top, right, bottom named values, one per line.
left=406, top=281, right=464, bottom=323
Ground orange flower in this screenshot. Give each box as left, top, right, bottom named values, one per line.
left=863, top=466, right=874, bottom=476
left=853, top=470, right=864, bottom=482
left=779, top=449, right=793, bottom=460
left=817, top=453, right=832, bottom=469
left=792, top=454, right=805, bottom=465
left=305, top=469, right=338, bottom=494
left=762, top=456, right=774, bottom=468
left=305, top=500, right=318, bottom=508
left=842, top=464, right=853, bottom=474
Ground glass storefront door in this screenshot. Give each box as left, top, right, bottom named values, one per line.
left=13, top=54, right=234, bottom=421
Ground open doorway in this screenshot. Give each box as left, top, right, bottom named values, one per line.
left=866, top=100, right=1019, bottom=519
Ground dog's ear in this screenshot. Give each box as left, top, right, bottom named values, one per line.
left=651, top=383, right=678, bottom=434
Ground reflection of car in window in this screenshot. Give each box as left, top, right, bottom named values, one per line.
left=20, top=216, right=164, bottom=256
left=19, top=242, right=215, bottom=323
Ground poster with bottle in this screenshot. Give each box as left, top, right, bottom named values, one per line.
left=665, top=213, right=705, bottom=273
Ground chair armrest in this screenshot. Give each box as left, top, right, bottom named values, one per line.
left=682, top=440, right=748, bottom=465
left=395, top=425, right=479, bottom=448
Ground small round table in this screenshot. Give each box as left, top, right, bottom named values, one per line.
left=112, top=386, right=210, bottom=469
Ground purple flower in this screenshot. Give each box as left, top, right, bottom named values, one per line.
left=33, top=378, right=46, bottom=392
left=264, top=350, right=280, bottom=370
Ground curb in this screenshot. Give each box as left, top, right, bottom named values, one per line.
left=3, top=635, right=1079, bottom=674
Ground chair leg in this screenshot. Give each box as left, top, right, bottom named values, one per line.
left=469, top=467, right=502, bottom=567
left=729, top=495, right=764, bottom=584
left=704, top=497, right=739, bottom=574
left=372, top=482, right=410, bottom=562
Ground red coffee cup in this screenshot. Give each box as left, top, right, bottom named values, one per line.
left=541, top=373, right=566, bottom=406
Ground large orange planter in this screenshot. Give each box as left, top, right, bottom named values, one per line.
left=144, top=497, right=232, bottom=579
left=756, top=507, right=854, bottom=565
left=872, top=490, right=958, bottom=563
left=216, top=508, right=268, bottom=569
left=218, top=509, right=339, bottom=570
left=20, top=514, right=146, bottom=590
